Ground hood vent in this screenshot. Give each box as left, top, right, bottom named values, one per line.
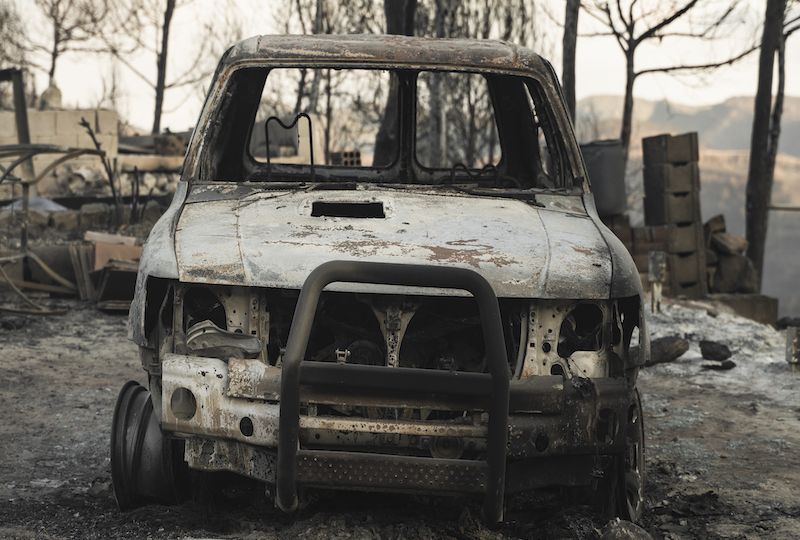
left=311, top=201, right=385, bottom=218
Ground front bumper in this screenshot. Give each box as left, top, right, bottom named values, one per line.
left=160, top=260, right=633, bottom=523
left=161, top=353, right=631, bottom=490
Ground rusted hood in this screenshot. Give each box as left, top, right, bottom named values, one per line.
left=174, top=187, right=613, bottom=298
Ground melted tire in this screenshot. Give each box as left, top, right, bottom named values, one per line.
left=111, top=380, right=187, bottom=510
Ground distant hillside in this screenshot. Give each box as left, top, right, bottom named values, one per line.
left=577, top=95, right=800, bottom=317
left=576, top=95, right=800, bottom=157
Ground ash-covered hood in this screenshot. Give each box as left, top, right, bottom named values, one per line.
left=174, top=186, right=613, bottom=298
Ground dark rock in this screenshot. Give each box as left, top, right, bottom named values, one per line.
left=600, top=518, right=653, bottom=540
left=700, top=340, right=732, bottom=361
left=87, top=477, right=112, bottom=498
left=776, top=316, right=800, bottom=330
left=641, top=336, right=690, bottom=367
left=702, top=359, right=736, bottom=370
left=711, top=232, right=748, bottom=255
left=704, top=214, right=726, bottom=247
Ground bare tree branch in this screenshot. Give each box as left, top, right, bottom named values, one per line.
left=634, top=0, right=699, bottom=45
left=634, top=44, right=758, bottom=77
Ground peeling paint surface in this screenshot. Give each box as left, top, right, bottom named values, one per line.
left=228, top=35, right=535, bottom=74
left=174, top=186, right=612, bottom=298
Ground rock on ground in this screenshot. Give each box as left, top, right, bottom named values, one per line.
left=699, top=340, right=732, bottom=361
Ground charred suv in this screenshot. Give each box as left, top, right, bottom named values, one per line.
left=114, top=35, right=648, bottom=523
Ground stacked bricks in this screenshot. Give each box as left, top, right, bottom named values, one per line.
left=641, top=132, right=707, bottom=298
left=0, top=108, right=118, bottom=199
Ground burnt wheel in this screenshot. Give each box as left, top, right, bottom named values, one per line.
left=592, top=389, right=645, bottom=522
left=111, top=381, right=188, bottom=509
left=617, top=389, right=645, bottom=522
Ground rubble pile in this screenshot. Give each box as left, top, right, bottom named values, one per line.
left=35, top=165, right=179, bottom=198
left=703, top=214, right=758, bottom=294
left=0, top=198, right=166, bottom=241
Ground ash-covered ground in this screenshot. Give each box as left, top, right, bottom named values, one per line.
left=0, top=295, right=798, bottom=539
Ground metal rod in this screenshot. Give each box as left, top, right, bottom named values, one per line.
left=265, top=113, right=315, bottom=183
left=25, top=250, right=77, bottom=291
left=299, top=361, right=492, bottom=395
left=20, top=183, right=28, bottom=253
left=0, top=264, right=65, bottom=315
left=769, top=205, right=800, bottom=212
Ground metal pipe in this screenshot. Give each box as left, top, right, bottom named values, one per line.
left=20, top=184, right=28, bottom=252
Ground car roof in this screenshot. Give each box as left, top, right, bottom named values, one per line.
left=222, top=34, right=550, bottom=76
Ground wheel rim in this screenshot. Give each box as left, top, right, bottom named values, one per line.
left=621, top=390, right=645, bottom=521
left=110, top=381, right=186, bottom=510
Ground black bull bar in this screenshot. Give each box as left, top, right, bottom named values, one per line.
left=277, top=261, right=511, bottom=522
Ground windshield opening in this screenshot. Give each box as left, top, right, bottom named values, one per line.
left=202, top=65, right=568, bottom=189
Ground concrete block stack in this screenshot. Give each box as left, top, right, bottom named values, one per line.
left=0, top=108, right=118, bottom=199
left=601, top=218, right=672, bottom=293
left=642, top=132, right=707, bottom=298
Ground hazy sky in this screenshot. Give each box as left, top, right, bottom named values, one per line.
left=20, top=0, right=800, bottom=132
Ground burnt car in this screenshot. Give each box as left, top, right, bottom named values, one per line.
left=113, top=35, right=648, bottom=524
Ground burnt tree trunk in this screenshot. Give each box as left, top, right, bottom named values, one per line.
left=562, top=0, right=580, bottom=122
left=745, top=0, right=786, bottom=289
left=48, top=23, right=59, bottom=84
left=293, top=69, right=308, bottom=115
left=465, top=76, right=476, bottom=167
left=427, top=0, right=446, bottom=167
left=619, top=51, right=636, bottom=164
left=324, top=68, right=332, bottom=163
left=373, top=0, right=416, bottom=167
left=152, top=0, right=176, bottom=134
left=765, top=32, right=786, bottom=207
left=307, top=0, right=325, bottom=113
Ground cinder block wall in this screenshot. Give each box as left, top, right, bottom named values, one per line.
left=0, top=108, right=118, bottom=197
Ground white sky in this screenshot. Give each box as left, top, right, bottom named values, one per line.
left=18, top=0, right=800, bottom=133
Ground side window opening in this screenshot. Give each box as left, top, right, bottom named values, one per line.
left=524, top=80, right=563, bottom=188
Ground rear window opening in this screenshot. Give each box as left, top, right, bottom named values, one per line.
left=311, top=201, right=385, bottom=218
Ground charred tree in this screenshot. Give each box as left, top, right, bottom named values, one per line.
left=562, top=0, right=579, bottom=122
left=27, top=0, right=108, bottom=85
left=427, top=0, right=447, bottom=167
left=0, top=2, right=26, bottom=85
left=745, top=0, right=788, bottom=289
left=152, top=0, right=175, bottom=134
left=101, top=0, right=240, bottom=135
left=306, top=0, right=325, bottom=113
left=373, top=0, right=417, bottom=167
